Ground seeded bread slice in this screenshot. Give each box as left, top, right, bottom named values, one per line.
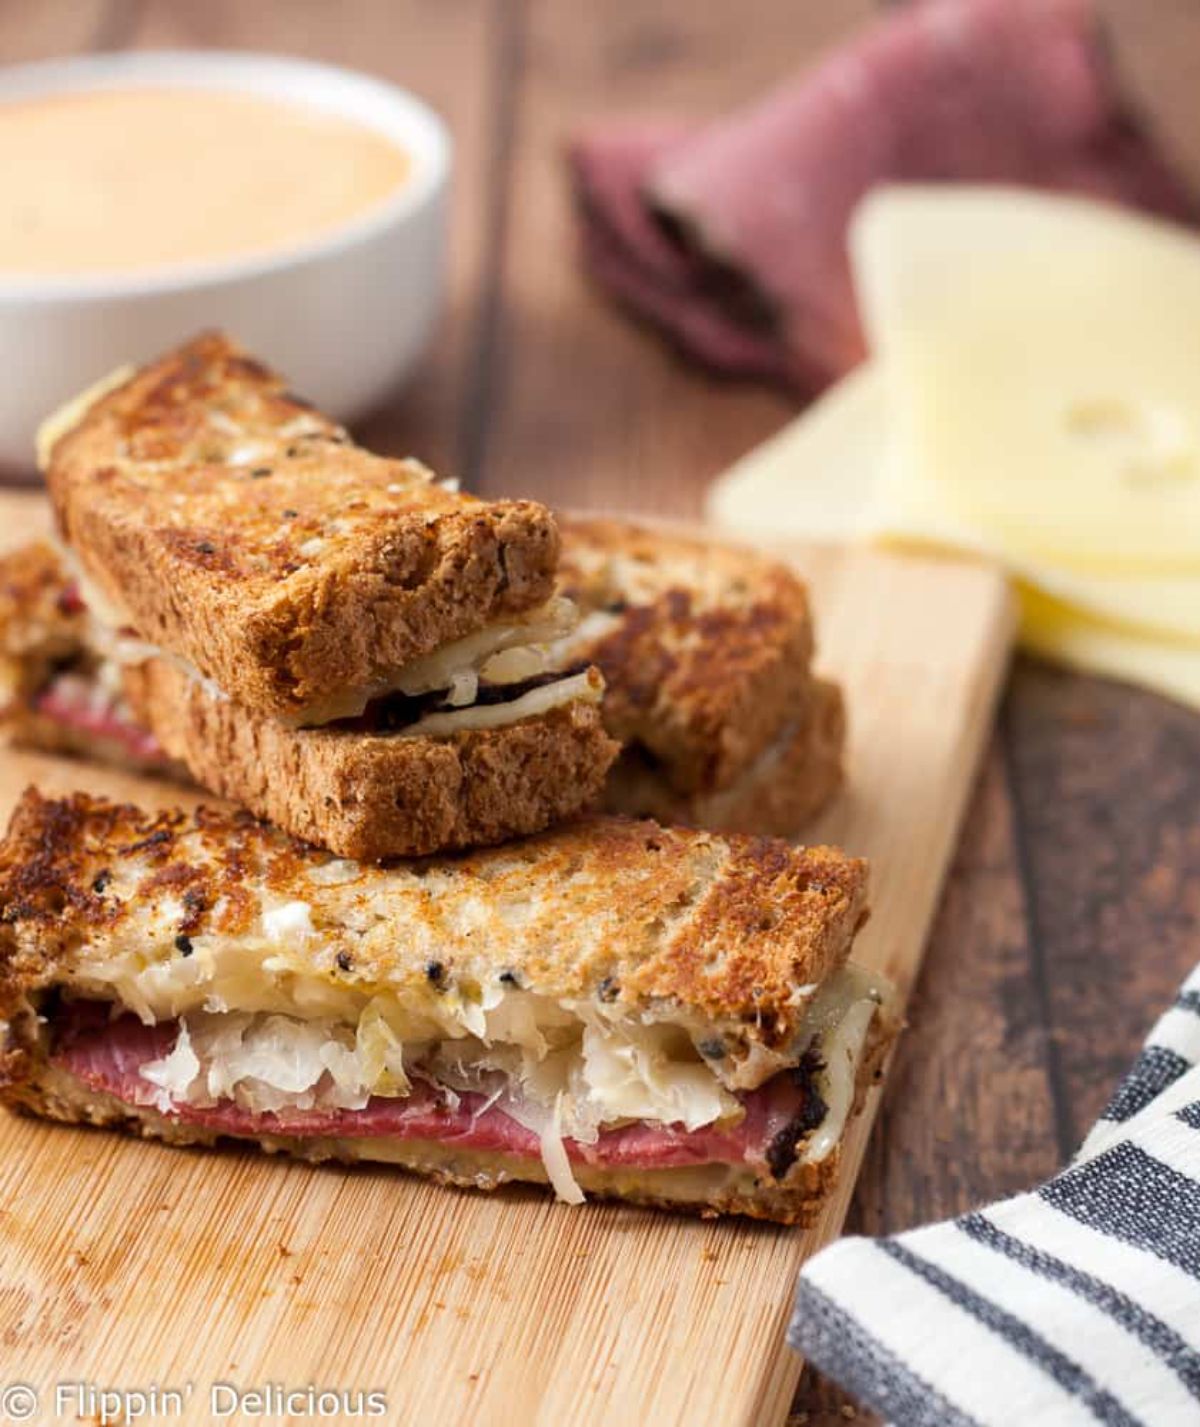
left=604, top=679, right=844, bottom=836
left=120, top=658, right=618, bottom=861
left=0, top=788, right=871, bottom=1074
left=557, top=517, right=820, bottom=794
left=43, top=333, right=561, bottom=722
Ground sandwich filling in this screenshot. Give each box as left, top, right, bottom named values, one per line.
left=32, top=668, right=167, bottom=768
left=11, top=548, right=601, bottom=746
left=0, top=791, right=881, bottom=1217
left=38, top=962, right=886, bottom=1205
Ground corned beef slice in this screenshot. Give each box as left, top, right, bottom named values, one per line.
left=572, top=124, right=795, bottom=385
left=569, top=0, right=1197, bottom=395
left=54, top=1005, right=816, bottom=1172
left=34, top=673, right=167, bottom=765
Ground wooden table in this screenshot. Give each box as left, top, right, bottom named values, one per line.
left=6, top=3, right=1200, bottom=1422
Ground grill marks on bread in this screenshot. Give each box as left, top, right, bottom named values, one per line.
left=43, top=334, right=561, bottom=719
left=557, top=518, right=815, bottom=793
left=0, top=541, right=620, bottom=860
left=0, top=790, right=868, bottom=1054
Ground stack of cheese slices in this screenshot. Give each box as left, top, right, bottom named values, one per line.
left=710, top=187, right=1200, bottom=710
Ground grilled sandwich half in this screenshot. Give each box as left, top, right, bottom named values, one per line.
left=557, top=518, right=845, bottom=834
left=0, top=789, right=893, bottom=1223
left=0, top=518, right=843, bottom=845
left=31, top=334, right=617, bottom=857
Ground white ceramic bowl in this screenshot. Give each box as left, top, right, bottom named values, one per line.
left=0, top=51, right=451, bottom=475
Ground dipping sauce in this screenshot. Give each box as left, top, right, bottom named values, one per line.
left=0, top=89, right=411, bottom=277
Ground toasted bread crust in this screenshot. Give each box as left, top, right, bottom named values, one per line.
left=604, top=679, right=845, bottom=835
left=44, top=334, right=560, bottom=719
left=2, top=641, right=619, bottom=863
left=0, top=540, right=86, bottom=700
left=558, top=517, right=817, bottom=793
left=0, top=790, right=869, bottom=1065
left=121, top=659, right=618, bottom=860
left=0, top=540, right=619, bottom=859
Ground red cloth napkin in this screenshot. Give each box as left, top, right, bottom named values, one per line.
left=569, top=0, right=1197, bottom=397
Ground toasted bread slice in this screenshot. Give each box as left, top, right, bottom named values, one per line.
left=0, top=541, right=618, bottom=858
left=11, top=661, right=617, bottom=863
left=122, top=658, right=617, bottom=860
left=42, top=333, right=561, bottom=723
left=604, top=679, right=844, bottom=836
left=0, top=539, right=87, bottom=705
left=557, top=517, right=820, bottom=794
left=0, top=533, right=840, bottom=848
left=0, top=789, right=890, bottom=1222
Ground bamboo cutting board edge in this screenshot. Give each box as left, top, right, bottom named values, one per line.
left=0, top=492, right=1015, bottom=1426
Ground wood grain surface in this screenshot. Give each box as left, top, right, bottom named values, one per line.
left=2, top=3, right=1200, bottom=1423
left=0, top=491, right=1012, bottom=1426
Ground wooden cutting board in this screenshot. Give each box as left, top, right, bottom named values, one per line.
left=0, top=491, right=1013, bottom=1427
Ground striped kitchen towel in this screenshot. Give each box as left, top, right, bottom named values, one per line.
left=788, top=963, right=1200, bottom=1426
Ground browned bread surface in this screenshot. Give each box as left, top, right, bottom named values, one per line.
left=604, top=679, right=845, bottom=836
left=0, top=789, right=869, bottom=1063
left=0, top=539, right=619, bottom=859
left=558, top=517, right=818, bottom=794
left=44, top=333, right=560, bottom=719
left=123, top=659, right=619, bottom=860
left=0, top=540, right=85, bottom=700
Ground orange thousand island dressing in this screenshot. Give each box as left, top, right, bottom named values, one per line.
left=0, top=88, right=410, bottom=277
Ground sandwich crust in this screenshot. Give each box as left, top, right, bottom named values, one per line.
left=43, top=333, right=560, bottom=720
left=121, top=659, right=618, bottom=861
left=0, top=540, right=619, bottom=859
left=0, top=789, right=869, bottom=1075
left=0, top=540, right=86, bottom=701
left=558, top=517, right=816, bottom=793
left=605, top=678, right=844, bottom=835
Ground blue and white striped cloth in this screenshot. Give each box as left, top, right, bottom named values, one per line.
left=789, top=965, right=1200, bottom=1426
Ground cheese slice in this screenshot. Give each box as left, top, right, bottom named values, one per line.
left=705, top=364, right=1200, bottom=706
left=707, top=362, right=1200, bottom=646
left=706, top=365, right=883, bottom=545
left=1019, top=588, right=1200, bottom=708
left=849, top=187, right=1200, bottom=575
left=707, top=185, right=1200, bottom=707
